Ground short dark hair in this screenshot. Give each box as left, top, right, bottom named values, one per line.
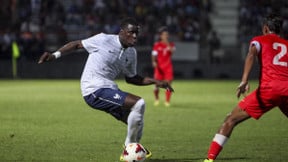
left=120, top=17, right=138, bottom=29
left=158, top=26, right=168, bottom=34
left=263, top=13, right=283, bottom=34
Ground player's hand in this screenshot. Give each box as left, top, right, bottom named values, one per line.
left=38, top=52, right=56, bottom=64
left=236, top=81, right=249, bottom=98
left=156, top=80, right=174, bottom=92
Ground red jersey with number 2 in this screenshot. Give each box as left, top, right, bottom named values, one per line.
left=238, top=34, right=288, bottom=119
left=254, top=33, right=288, bottom=83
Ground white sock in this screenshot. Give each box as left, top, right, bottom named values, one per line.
left=125, top=99, right=145, bottom=146
left=136, top=124, right=143, bottom=142
left=213, top=133, right=228, bottom=146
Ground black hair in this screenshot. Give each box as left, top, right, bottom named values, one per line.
left=120, top=17, right=138, bottom=29
left=158, top=26, right=168, bottom=34
left=263, top=13, right=283, bottom=34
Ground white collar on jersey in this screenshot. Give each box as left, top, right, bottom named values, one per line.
left=117, top=36, right=127, bottom=59
left=119, top=47, right=126, bottom=59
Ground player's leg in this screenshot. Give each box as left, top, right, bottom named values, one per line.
left=153, top=86, right=160, bottom=106
left=272, top=80, right=288, bottom=118
left=205, top=105, right=251, bottom=161
left=205, top=87, right=280, bottom=161
left=164, top=80, right=172, bottom=107
left=83, top=88, right=131, bottom=122
left=279, top=98, right=288, bottom=117
left=120, top=93, right=152, bottom=160
left=122, top=93, right=145, bottom=145
left=279, top=107, right=288, bottom=117
left=153, top=68, right=162, bottom=106
left=83, top=88, right=150, bottom=160
left=164, top=67, right=173, bottom=107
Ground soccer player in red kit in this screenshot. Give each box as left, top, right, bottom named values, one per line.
left=204, top=13, right=288, bottom=162
left=152, top=26, right=175, bottom=107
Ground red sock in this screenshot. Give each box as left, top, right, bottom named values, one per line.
left=206, top=133, right=228, bottom=160
left=154, top=88, right=159, bottom=100
left=165, top=90, right=172, bottom=103
left=207, top=141, right=223, bottom=160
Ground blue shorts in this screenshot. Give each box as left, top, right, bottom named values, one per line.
left=83, top=88, right=129, bottom=120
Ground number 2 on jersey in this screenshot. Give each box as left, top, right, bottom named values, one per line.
left=273, top=42, right=288, bottom=67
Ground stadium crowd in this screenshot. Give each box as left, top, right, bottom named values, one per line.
left=238, top=0, right=288, bottom=43
left=0, top=0, right=211, bottom=60
left=2, top=0, right=287, bottom=62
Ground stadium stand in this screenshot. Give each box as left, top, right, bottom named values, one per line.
left=1, top=0, right=287, bottom=79
left=0, top=0, right=205, bottom=60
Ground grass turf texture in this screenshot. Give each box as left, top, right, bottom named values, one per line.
left=0, top=80, right=287, bottom=162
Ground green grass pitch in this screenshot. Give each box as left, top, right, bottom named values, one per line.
left=0, top=79, right=287, bottom=162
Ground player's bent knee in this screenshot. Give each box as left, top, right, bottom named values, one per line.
left=131, top=98, right=145, bottom=114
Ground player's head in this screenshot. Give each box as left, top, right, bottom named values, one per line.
left=262, top=13, right=283, bottom=35
left=158, top=26, right=169, bottom=42
left=119, top=17, right=140, bottom=48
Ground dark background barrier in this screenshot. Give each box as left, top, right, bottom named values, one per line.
left=0, top=49, right=259, bottom=79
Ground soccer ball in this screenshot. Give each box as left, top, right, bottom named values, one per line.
left=123, top=143, right=146, bottom=162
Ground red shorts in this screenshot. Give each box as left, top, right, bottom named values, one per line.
left=238, top=81, right=288, bottom=119
left=154, top=65, right=173, bottom=81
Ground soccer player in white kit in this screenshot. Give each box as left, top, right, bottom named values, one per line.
left=38, top=17, right=173, bottom=160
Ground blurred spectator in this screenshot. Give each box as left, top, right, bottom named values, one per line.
left=238, top=0, right=288, bottom=44
left=2, top=0, right=288, bottom=63
left=1, top=0, right=209, bottom=60
left=208, top=30, right=222, bottom=64
left=283, top=17, right=288, bottom=39
left=18, top=30, right=44, bottom=60
left=0, top=29, right=15, bottom=59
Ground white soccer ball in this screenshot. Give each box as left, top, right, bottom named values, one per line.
left=123, top=143, right=146, bottom=162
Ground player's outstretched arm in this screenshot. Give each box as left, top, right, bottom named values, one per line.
left=236, top=44, right=257, bottom=98
left=38, top=40, right=83, bottom=64
left=125, top=75, right=174, bottom=92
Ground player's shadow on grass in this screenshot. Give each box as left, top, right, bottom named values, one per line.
left=147, top=157, right=249, bottom=162
left=169, top=103, right=203, bottom=109
left=147, top=159, right=196, bottom=162
left=147, top=158, right=204, bottom=162
left=218, top=157, right=250, bottom=161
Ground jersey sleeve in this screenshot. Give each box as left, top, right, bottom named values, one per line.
left=250, top=37, right=261, bottom=54
left=81, top=33, right=104, bottom=54
left=124, top=48, right=137, bottom=77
